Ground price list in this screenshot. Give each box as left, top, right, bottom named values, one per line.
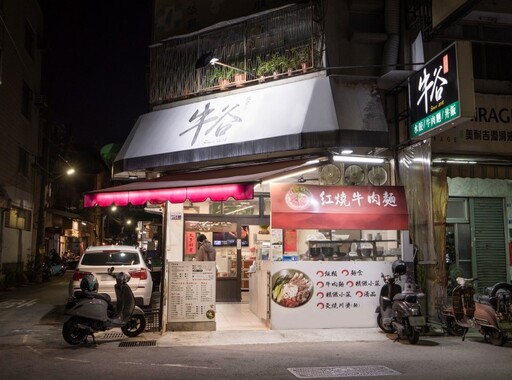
left=169, top=261, right=216, bottom=322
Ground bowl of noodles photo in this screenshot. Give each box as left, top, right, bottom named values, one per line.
left=284, top=185, right=312, bottom=211
left=271, top=270, right=314, bottom=308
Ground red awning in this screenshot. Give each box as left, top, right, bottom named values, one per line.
left=270, top=183, right=409, bottom=230
left=84, top=160, right=310, bottom=207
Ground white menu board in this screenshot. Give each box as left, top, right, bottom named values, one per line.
left=168, top=261, right=216, bottom=322
left=270, top=261, right=393, bottom=329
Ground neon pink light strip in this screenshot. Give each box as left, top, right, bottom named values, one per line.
left=84, top=183, right=254, bottom=207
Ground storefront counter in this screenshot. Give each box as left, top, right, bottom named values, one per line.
left=251, top=260, right=393, bottom=330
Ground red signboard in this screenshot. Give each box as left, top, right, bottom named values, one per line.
left=270, top=184, right=408, bottom=230
left=185, top=232, right=197, bottom=255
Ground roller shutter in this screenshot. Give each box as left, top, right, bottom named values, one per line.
left=470, top=197, right=507, bottom=292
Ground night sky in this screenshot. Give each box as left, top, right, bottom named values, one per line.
left=41, top=1, right=152, bottom=147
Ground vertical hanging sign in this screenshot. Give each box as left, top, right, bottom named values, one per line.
left=408, top=41, right=475, bottom=140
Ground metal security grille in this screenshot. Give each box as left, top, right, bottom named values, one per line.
left=119, top=340, right=157, bottom=348
left=149, top=2, right=322, bottom=106
left=471, top=197, right=507, bottom=292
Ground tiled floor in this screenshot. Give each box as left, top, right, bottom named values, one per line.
left=215, top=292, right=269, bottom=331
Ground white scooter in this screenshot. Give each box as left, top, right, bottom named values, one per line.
left=375, top=260, right=426, bottom=344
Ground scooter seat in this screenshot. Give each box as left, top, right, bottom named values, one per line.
left=73, top=291, right=112, bottom=304
left=474, top=293, right=492, bottom=306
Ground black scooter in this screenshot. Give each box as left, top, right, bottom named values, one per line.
left=62, top=267, right=146, bottom=345
left=376, top=260, right=426, bottom=344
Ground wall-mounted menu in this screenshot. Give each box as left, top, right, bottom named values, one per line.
left=168, top=261, right=216, bottom=322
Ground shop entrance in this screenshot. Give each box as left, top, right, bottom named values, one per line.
left=183, top=217, right=270, bottom=303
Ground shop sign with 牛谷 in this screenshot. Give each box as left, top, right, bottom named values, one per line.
left=408, top=41, right=475, bottom=140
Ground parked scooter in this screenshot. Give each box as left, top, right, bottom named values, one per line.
left=42, top=257, right=65, bottom=281
left=376, top=260, right=426, bottom=344
left=62, top=268, right=146, bottom=345
left=441, top=277, right=512, bottom=346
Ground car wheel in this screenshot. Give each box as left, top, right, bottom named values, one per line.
left=62, top=317, right=88, bottom=345
left=121, top=314, right=146, bottom=337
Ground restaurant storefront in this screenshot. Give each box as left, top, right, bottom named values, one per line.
left=84, top=68, right=397, bottom=332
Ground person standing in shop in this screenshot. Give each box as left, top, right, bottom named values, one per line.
left=196, top=234, right=216, bottom=261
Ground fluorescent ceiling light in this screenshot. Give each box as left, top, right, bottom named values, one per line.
left=443, top=160, right=477, bottom=165
left=332, top=156, right=384, bottom=164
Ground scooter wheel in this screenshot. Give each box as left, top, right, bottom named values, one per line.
left=488, top=329, right=506, bottom=346
left=121, top=315, right=146, bottom=337
left=377, top=313, right=395, bottom=334
left=407, top=328, right=420, bottom=344
left=62, top=317, right=88, bottom=345
left=445, top=316, right=464, bottom=336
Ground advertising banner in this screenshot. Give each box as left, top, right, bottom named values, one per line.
left=270, top=183, right=408, bottom=230
left=270, top=261, right=392, bottom=329
left=431, top=93, right=512, bottom=155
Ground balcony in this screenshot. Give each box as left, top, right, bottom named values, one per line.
left=149, top=3, right=323, bottom=107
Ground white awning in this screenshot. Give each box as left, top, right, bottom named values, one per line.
left=113, top=74, right=388, bottom=175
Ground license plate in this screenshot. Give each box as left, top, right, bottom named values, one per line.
left=408, top=316, right=425, bottom=327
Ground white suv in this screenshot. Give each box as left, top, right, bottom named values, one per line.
left=69, top=245, right=153, bottom=307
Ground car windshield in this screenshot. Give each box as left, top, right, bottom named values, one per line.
left=81, top=251, right=140, bottom=266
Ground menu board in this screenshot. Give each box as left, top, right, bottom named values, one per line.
left=270, top=261, right=392, bottom=329
left=168, top=261, right=216, bottom=322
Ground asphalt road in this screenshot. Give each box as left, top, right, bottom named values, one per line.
left=1, top=273, right=512, bottom=379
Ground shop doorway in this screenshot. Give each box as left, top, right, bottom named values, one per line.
left=183, top=218, right=269, bottom=300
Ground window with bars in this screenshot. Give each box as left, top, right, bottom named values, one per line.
left=5, top=207, right=32, bottom=231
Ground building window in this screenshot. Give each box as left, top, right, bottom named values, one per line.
left=18, top=147, right=29, bottom=177
left=25, top=20, right=35, bottom=58
left=5, top=207, right=32, bottom=231
left=21, top=81, right=32, bottom=120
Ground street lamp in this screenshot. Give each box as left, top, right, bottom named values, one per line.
left=33, top=157, right=75, bottom=283
left=195, top=52, right=257, bottom=79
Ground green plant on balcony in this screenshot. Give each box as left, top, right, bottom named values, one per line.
left=211, top=66, right=236, bottom=89
left=256, top=54, right=287, bottom=80
left=293, top=45, right=312, bottom=72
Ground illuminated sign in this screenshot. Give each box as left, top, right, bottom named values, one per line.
left=408, top=41, right=475, bottom=140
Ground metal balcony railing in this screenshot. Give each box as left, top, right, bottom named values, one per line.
left=149, top=3, right=323, bottom=106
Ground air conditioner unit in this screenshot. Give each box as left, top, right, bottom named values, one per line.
left=319, top=163, right=343, bottom=185
left=319, top=163, right=391, bottom=186
left=367, top=164, right=390, bottom=186
left=343, top=164, right=367, bottom=185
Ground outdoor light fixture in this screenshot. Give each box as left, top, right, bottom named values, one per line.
left=332, top=155, right=385, bottom=164
left=432, top=159, right=477, bottom=165
left=195, top=52, right=257, bottom=78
